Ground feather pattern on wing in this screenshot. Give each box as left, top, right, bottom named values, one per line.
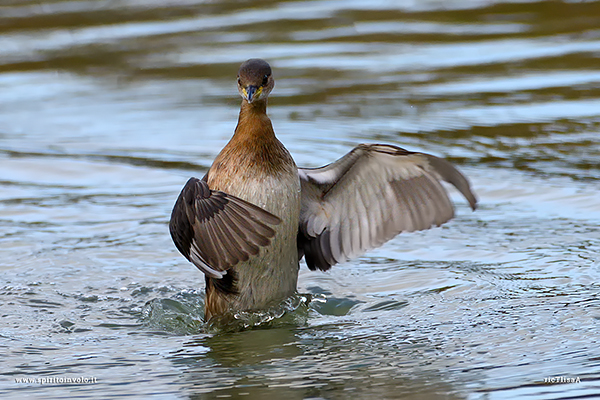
left=298, top=144, right=477, bottom=271
left=169, top=177, right=281, bottom=278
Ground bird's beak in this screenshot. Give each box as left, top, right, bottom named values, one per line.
left=245, top=85, right=262, bottom=103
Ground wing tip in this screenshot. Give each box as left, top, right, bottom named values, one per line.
left=467, top=193, right=478, bottom=211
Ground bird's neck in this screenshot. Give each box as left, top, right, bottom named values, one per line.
left=233, top=99, right=273, bottom=141
left=208, top=99, right=295, bottom=187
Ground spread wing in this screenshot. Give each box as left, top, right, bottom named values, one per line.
left=169, top=177, right=281, bottom=278
left=298, top=144, right=477, bottom=271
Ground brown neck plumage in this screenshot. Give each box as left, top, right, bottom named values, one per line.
left=208, top=98, right=293, bottom=184
left=233, top=99, right=273, bottom=141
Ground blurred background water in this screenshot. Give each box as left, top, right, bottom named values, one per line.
left=1, top=0, right=599, bottom=399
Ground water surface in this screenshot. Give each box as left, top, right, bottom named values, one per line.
left=1, top=0, right=599, bottom=399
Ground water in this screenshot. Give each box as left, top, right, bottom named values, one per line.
left=1, top=0, right=600, bottom=398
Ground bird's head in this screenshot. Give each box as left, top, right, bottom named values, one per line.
left=237, top=59, right=274, bottom=104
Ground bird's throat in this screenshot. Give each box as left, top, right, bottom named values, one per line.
left=208, top=99, right=295, bottom=191
left=234, top=99, right=273, bottom=140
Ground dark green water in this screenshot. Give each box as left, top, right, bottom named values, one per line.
left=1, top=0, right=599, bottom=399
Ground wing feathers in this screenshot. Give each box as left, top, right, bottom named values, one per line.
left=422, top=154, right=477, bottom=211
left=299, top=144, right=477, bottom=271
left=170, top=177, right=281, bottom=278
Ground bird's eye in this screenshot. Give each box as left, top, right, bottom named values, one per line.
left=237, top=77, right=241, bottom=85
left=262, top=75, right=269, bottom=86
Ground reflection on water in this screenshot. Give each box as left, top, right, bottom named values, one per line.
left=1, top=0, right=599, bottom=399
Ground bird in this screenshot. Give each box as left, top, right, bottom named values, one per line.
left=169, top=58, right=477, bottom=322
